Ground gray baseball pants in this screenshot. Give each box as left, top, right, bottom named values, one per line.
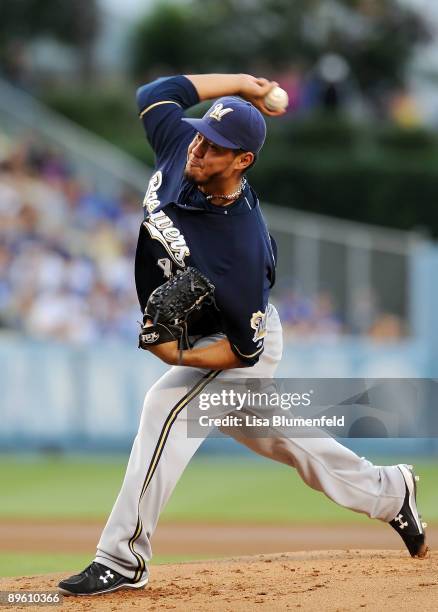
left=95, top=305, right=405, bottom=581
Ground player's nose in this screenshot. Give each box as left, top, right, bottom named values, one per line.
left=192, top=138, right=206, bottom=157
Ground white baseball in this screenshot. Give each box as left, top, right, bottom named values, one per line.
left=264, top=86, right=289, bottom=112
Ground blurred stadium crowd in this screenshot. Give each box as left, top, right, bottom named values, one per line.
left=276, top=288, right=404, bottom=342
left=0, top=135, right=405, bottom=345
left=0, top=136, right=141, bottom=343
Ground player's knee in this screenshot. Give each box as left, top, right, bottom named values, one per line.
left=140, top=388, right=164, bottom=419
left=271, top=437, right=297, bottom=468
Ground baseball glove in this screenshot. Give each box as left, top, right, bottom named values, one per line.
left=138, top=267, right=215, bottom=350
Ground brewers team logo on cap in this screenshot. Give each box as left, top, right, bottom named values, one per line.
left=208, top=103, right=234, bottom=122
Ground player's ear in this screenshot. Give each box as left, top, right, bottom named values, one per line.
left=234, top=151, right=254, bottom=172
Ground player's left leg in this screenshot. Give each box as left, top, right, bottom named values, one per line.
left=226, top=430, right=427, bottom=558
left=225, top=429, right=404, bottom=520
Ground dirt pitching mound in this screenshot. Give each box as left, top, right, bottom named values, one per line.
left=1, top=550, right=436, bottom=612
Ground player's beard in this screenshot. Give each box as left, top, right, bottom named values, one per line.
left=184, top=164, right=225, bottom=187
left=184, top=167, right=201, bottom=185
left=184, top=166, right=210, bottom=186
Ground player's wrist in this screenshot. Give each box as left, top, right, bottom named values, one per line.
left=237, top=74, right=256, bottom=99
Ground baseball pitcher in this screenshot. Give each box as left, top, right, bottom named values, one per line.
left=59, top=74, right=427, bottom=596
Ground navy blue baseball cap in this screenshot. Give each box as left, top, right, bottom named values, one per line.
left=182, top=96, right=266, bottom=154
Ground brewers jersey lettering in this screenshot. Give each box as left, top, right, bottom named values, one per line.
left=135, top=76, right=276, bottom=364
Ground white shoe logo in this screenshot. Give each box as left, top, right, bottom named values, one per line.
left=395, top=514, right=408, bottom=529
left=99, top=570, right=114, bottom=584
left=209, top=103, right=233, bottom=122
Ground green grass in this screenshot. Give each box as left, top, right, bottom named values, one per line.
left=0, top=456, right=126, bottom=519
left=0, top=552, right=214, bottom=578
left=1, top=455, right=436, bottom=578
left=0, top=553, right=92, bottom=578
left=1, top=455, right=437, bottom=524
left=165, top=458, right=438, bottom=524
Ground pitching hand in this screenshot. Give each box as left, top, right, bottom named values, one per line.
left=238, top=75, right=286, bottom=117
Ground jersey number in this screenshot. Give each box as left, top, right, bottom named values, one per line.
left=157, top=257, right=172, bottom=279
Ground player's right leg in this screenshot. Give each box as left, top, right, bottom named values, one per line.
left=58, top=304, right=283, bottom=595
left=58, top=364, right=220, bottom=595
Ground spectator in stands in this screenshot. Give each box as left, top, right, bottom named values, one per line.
left=0, top=136, right=139, bottom=343
left=276, top=287, right=343, bottom=339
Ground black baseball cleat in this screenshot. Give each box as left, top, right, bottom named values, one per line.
left=389, top=464, right=428, bottom=559
left=58, top=562, right=148, bottom=596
